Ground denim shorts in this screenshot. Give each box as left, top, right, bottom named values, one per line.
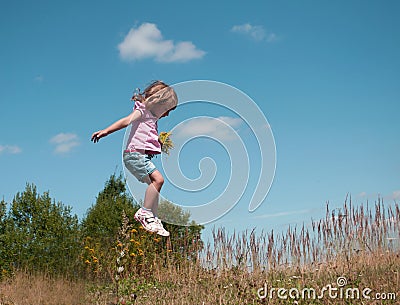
left=123, top=152, right=157, bottom=183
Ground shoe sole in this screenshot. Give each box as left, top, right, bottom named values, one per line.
left=134, top=214, right=158, bottom=233
left=156, top=230, right=170, bottom=237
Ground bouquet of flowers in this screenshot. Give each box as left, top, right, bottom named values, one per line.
left=159, top=131, right=174, bottom=155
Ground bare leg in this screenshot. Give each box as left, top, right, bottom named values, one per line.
left=142, top=170, right=164, bottom=215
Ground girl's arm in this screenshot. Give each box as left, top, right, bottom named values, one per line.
left=91, top=109, right=141, bottom=143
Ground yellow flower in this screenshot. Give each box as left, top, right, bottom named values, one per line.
left=130, top=238, right=135, bottom=243
left=167, top=249, right=172, bottom=253
left=139, top=225, right=144, bottom=230
left=131, top=229, right=138, bottom=233
left=84, top=246, right=89, bottom=250
left=135, top=241, right=141, bottom=246
left=154, top=238, right=161, bottom=243
left=130, top=253, right=136, bottom=257
left=117, top=242, right=123, bottom=247
left=89, top=248, right=95, bottom=253
left=85, top=260, right=91, bottom=264
left=138, top=249, right=144, bottom=256
left=159, top=131, right=174, bottom=155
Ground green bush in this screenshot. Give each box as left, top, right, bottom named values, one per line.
left=80, top=174, right=204, bottom=281
left=0, top=173, right=204, bottom=283
left=1, top=184, right=80, bottom=277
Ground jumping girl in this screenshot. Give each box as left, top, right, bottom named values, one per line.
left=91, top=81, right=178, bottom=236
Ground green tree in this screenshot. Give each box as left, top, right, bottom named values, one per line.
left=80, top=174, right=204, bottom=280
left=81, top=173, right=139, bottom=247
left=80, top=174, right=140, bottom=278
left=158, top=199, right=190, bottom=225
left=158, top=200, right=204, bottom=260
left=4, top=184, right=80, bottom=276
left=0, top=199, right=6, bottom=222
left=0, top=199, right=13, bottom=277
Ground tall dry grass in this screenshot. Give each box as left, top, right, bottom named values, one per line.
left=0, top=272, right=86, bottom=305
left=205, top=198, right=399, bottom=271
left=1, top=199, right=399, bottom=305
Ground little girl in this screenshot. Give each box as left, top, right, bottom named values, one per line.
left=91, top=81, right=178, bottom=237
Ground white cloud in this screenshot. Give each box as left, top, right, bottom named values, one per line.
left=34, top=75, right=44, bottom=82
left=390, top=190, right=400, bottom=200
left=231, top=23, right=277, bottom=42
left=118, top=23, right=206, bottom=63
left=174, top=116, right=243, bottom=140
left=358, top=191, right=400, bottom=201
left=0, top=145, right=22, bottom=155
left=219, top=116, right=243, bottom=127
left=252, top=209, right=312, bottom=220
left=50, top=133, right=80, bottom=154
left=266, top=32, right=278, bottom=43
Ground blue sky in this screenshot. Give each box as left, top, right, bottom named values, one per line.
left=1, top=1, right=399, bottom=239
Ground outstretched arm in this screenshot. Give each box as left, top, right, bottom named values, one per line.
left=91, top=109, right=141, bottom=143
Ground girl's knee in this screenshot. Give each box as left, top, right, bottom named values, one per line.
left=150, top=171, right=164, bottom=188
left=155, top=175, right=164, bottom=188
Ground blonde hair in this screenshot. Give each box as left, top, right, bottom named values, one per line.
left=132, top=81, right=178, bottom=115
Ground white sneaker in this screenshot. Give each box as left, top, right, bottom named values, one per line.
left=134, top=208, right=159, bottom=233
left=155, top=217, right=170, bottom=237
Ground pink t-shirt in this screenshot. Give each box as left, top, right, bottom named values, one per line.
left=125, top=101, right=161, bottom=154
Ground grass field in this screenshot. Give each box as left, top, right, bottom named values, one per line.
left=1, top=200, right=399, bottom=305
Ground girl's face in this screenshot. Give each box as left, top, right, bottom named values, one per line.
left=154, top=103, right=175, bottom=118
left=160, top=109, right=172, bottom=118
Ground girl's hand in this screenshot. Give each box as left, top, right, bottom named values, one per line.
left=90, top=110, right=141, bottom=143
left=91, top=130, right=108, bottom=143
